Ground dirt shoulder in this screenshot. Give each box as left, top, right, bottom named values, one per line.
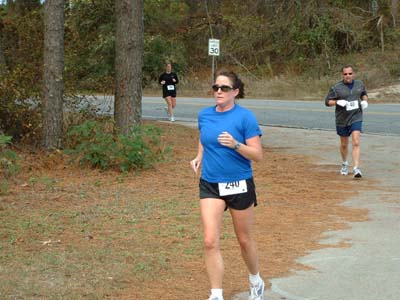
left=0, top=121, right=372, bottom=300
left=144, top=83, right=400, bottom=103
left=368, top=84, right=400, bottom=102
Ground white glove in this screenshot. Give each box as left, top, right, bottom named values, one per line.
left=361, top=100, right=368, bottom=110
left=336, top=100, right=348, bottom=107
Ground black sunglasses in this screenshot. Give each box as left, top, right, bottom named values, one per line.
left=343, top=73, right=353, bottom=75
left=211, top=84, right=234, bottom=92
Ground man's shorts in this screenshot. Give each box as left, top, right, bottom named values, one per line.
left=336, top=121, right=362, bottom=137
left=199, top=177, right=257, bottom=210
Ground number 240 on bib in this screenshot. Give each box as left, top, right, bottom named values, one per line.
left=218, top=180, right=247, bottom=196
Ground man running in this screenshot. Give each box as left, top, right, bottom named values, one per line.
left=325, top=65, right=369, bottom=178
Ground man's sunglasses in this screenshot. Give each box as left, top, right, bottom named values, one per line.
left=343, top=73, right=353, bottom=75
left=211, top=84, right=234, bottom=92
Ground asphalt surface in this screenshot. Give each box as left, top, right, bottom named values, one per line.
left=233, top=127, right=400, bottom=300
left=85, top=95, right=400, bottom=136
left=142, top=96, right=400, bottom=136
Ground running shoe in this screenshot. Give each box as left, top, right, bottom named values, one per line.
left=169, top=116, right=175, bottom=122
left=249, top=279, right=265, bottom=300
left=353, top=167, right=362, bottom=178
left=208, top=297, right=222, bottom=300
left=340, top=162, right=349, bottom=175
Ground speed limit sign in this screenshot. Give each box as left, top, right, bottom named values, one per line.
left=208, top=39, right=220, bottom=56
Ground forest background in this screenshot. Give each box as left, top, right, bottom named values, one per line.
left=1, top=0, right=400, bottom=143
left=0, top=1, right=399, bottom=299
left=2, top=1, right=400, bottom=103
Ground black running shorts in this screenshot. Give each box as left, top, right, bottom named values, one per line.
left=199, top=177, right=257, bottom=210
left=163, top=90, right=176, bottom=98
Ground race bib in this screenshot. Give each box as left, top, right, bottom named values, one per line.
left=167, top=85, right=175, bottom=91
left=218, top=180, right=247, bottom=196
left=346, top=100, right=359, bottom=111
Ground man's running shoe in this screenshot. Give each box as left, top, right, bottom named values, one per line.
left=340, top=162, right=349, bottom=176
left=249, top=279, right=264, bottom=300
left=353, top=167, right=362, bottom=178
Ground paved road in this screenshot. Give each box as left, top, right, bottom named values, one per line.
left=140, top=97, right=400, bottom=136
left=84, top=96, right=400, bottom=136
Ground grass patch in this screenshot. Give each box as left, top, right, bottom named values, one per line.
left=0, top=122, right=203, bottom=299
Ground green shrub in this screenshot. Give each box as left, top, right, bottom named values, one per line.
left=66, top=120, right=169, bottom=171
left=0, top=134, right=20, bottom=178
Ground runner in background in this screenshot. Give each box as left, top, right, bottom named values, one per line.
left=325, top=65, right=369, bottom=178
left=158, top=62, right=179, bottom=122
left=190, top=69, right=265, bottom=300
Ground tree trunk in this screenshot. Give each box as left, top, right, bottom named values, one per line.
left=392, top=0, right=398, bottom=27
left=0, top=11, right=6, bottom=73
left=0, top=39, right=6, bottom=75
left=42, top=0, right=64, bottom=150
left=114, top=0, right=144, bottom=135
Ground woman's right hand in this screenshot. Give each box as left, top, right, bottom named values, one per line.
left=190, top=158, right=201, bottom=174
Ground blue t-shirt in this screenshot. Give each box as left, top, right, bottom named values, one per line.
left=198, top=104, right=262, bottom=182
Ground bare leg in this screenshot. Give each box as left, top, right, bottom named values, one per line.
left=351, top=130, right=361, bottom=167
left=169, top=97, right=176, bottom=119
left=339, top=136, right=349, bottom=162
left=171, top=97, right=177, bottom=110
left=230, top=205, right=259, bottom=275
left=200, top=198, right=226, bottom=288
left=164, top=96, right=173, bottom=118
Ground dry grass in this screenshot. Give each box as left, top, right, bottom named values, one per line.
left=0, top=121, right=372, bottom=300
left=145, top=49, right=400, bottom=102
left=145, top=74, right=400, bottom=103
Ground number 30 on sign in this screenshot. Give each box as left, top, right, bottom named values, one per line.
left=208, top=39, right=220, bottom=56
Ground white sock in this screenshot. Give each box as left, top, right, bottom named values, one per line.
left=249, top=272, right=262, bottom=285
left=210, top=288, right=223, bottom=299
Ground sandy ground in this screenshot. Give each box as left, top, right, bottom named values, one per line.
left=367, top=84, right=400, bottom=102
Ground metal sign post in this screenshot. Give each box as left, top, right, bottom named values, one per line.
left=208, top=39, right=220, bottom=85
